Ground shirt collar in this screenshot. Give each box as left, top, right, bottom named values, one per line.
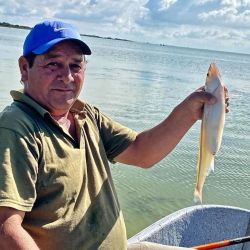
left=10, top=89, right=87, bottom=118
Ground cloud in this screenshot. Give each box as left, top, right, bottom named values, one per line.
left=170, top=26, right=245, bottom=41
left=137, top=21, right=246, bottom=41
left=195, top=0, right=215, bottom=5
left=1, top=0, right=250, bottom=53
left=0, top=0, right=151, bottom=37
left=0, top=0, right=59, bottom=18
left=221, top=0, right=250, bottom=8
left=50, top=0, right=150, bottom=35
left=198, top=2, right=250, bottom=28
left=158, top=0, right=178, bottom=10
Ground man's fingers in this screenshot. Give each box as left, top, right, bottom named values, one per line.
left=196, top=85, right=230, bottom=111
left=198, top=91, right=216, bottom=104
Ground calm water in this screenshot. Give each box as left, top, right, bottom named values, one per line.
left=1, top=27, right=250, bottom=237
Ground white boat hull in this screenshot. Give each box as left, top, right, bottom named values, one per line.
left=128, top=205, right=250, bottom=250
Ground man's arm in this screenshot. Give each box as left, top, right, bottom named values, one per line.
left=0, top=207, right=40, bottom=250
left=115, top=90, right=218, bottom=168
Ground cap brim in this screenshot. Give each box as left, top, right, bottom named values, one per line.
left=32, top=37, right=91, bottom=55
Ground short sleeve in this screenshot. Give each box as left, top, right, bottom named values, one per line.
left=93, top=107, right=137, bottom=162
left=0, top=128, right=39, bottom=211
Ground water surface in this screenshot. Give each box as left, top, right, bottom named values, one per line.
left=1, top=27, right=249, bottom=237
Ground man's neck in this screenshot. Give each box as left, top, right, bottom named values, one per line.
left=52, top=112, right=77, bottom=140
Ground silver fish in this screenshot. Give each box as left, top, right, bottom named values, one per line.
left=194, top=63, right=226, bottom=203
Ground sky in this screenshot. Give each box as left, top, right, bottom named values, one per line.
left=1, top=0, right=250, bottom=54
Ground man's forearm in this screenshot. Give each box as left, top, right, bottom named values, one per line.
left=115, top=101, right=197, bottom=168
left=0, top=223, right=39, bottom=250
left=132, top=103, right=196, bottom=167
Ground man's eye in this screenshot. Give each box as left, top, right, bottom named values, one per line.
left=47, top=62, right=59, bottom=67
left=72, top=64, right=81, bottom=69
left=44, top=62, right=60, bottom=71
left=71, top=64, right=82, bottom=71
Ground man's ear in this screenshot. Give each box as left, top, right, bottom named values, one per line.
left=18, top=56, right=29, bottom=83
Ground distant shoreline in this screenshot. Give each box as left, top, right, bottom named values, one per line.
left=0, top=22, right=132, bottom=43
left=0, top=22, right=31, bottom=30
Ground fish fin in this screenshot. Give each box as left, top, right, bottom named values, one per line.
left=206, top=158, right=215, bottom=176
left=193, top=188, right=202, bottom=204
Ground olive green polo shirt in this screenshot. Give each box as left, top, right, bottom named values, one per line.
left=0, top=90, right=137, bottom=250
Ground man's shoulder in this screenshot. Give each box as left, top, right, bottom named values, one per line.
left=0, top=102, right=22, bottom=121
left=0, top=102, right=39, bottom=132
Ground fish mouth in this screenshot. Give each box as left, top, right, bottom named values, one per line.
left=207, top=63, right=221, bottom=78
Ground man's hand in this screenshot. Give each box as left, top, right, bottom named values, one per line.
left=179, top=85, right=229, bottom=121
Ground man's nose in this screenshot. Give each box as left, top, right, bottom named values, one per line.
left=58, top=66, right=74, bottom=84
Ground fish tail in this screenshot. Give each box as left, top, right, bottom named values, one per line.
left=193, top=188, right=202, bottom=204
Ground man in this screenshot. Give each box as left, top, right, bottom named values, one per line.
left=0, top=20, right=229, bottom=250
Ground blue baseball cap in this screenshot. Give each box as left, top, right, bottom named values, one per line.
left=23, top=20, right=91, bottom=56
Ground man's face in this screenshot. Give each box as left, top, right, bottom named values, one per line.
left=20, top=41, right=86, bottom=116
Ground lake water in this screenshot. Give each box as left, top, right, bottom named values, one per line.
left=1, top=27, right=249, bottom=237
